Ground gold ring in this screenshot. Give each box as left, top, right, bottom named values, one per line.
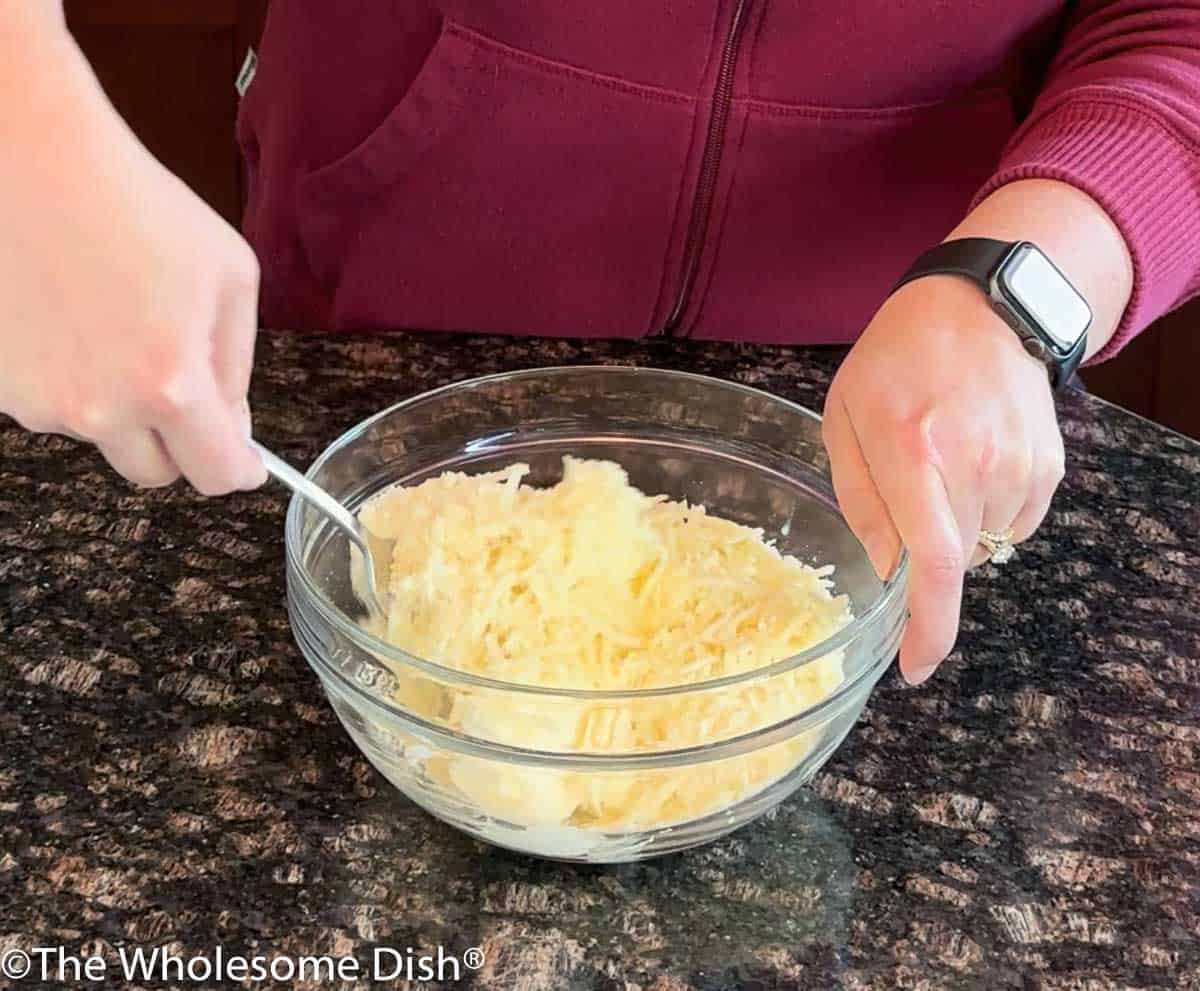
left=978, top=527, right=1017, bottom=565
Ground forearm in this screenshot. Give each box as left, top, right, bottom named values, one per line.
left=0, top=6, right=147, bottom=219
left=945, top=178, right=1133, bottom=361
left=0, top=2, right=71, bottom=85
left=1, top=0, right=64, bottom=31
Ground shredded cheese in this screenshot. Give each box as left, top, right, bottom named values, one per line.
left=356, top=457, right=851, bottom=832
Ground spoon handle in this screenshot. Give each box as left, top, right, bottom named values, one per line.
left=249, top=437, right=387, bottom=619
left=251, top=440, right=391, bottom=623
left=251, top=441, right=366, bottom=548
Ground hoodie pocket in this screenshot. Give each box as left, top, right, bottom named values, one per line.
left=297, top=19, right=696, bottom=337
left=689, top=90, right=1016, bottom=343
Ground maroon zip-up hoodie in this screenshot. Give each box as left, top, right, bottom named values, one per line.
left=238, top=2, right=1200, bottom=360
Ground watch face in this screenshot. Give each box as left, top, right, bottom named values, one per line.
left=997, top=243, right=1092, bottom=355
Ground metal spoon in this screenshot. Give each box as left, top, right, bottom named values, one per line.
left=252, top=440, right=391, bottom=622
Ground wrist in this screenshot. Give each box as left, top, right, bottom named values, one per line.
left=889, top=273, right=1040, bottom=368
left=891, top=237, right=1091, bottom=390
left=944, top=179, right=1131, bottom=360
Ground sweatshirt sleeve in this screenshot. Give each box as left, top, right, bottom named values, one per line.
left=972, top=2, right=1200, bottom=362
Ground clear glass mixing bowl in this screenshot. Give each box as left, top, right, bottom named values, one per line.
left=285, top=366, right=908, bottom=862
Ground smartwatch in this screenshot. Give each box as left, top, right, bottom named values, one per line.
left=893, top=238, right=1091, bottom=390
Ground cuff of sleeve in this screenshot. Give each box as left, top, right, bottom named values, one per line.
left=972, top=95, right=1200, bottom=364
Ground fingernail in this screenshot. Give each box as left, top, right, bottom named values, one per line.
left=904, top=662, right=939, bottom=687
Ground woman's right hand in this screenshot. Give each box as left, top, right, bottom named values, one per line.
left=0, top=14, right=266, bottom=495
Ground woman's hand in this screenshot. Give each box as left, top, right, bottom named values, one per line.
left=823, top=277, right=1065, bottom=684
left=0, top=15, right=265, bottom=495
left=824, top=179, right=1132, bottom=685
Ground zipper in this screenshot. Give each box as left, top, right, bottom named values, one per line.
left=660, top=0, right=751, bottom=337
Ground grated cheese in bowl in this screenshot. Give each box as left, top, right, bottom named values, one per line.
left=353, top=456, right=852, bottom=833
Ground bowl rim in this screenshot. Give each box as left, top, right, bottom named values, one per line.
left=284, top=364, right=910, bottom=703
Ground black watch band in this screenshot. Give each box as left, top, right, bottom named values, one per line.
left=892, top=237, right=1087, bottom=391
left=893, top=238, right=1013, bottom=295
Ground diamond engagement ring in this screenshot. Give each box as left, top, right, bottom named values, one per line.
left=977, top=527, right=1017, bottom=565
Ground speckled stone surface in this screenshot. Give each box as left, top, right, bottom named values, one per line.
left=1, top=331, right=1198, bottom=991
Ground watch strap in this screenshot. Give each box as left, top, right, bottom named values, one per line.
left=892, top=237, right=1012, bottom=294
left=1046, top=329, right=1086, bottom=391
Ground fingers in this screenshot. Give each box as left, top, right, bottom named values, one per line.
left=970, top=421, right=1061, bottom=567
left=822, top=392, right=901, bottom=580
left=930, top=433, right=985, bottom=577
left=853, top=408, right=965, bottom=686
left=212, top=250, right=261, bottom=438
left=155, top=373, right=266, bottom=496
left=96, top=428, right=180, bottom=489
left=968, top=428, right=1034, bottom=569
left=62, top=280, right=263, bottom=498
left=153, top=248, right=265, bottom=497
left=1010, top=438, right=1066, bottom=543
left=1008, top=473, right=1058, bottom=547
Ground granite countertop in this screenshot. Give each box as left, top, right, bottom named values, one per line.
left=1, top=331, right=1198, bottom=990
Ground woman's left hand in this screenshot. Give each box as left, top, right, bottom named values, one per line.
left=822, top=274, right=1066, bottom=685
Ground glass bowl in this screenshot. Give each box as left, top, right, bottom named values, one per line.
left=285, top=366, right=907, bottom=862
